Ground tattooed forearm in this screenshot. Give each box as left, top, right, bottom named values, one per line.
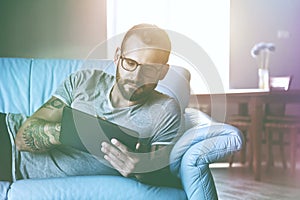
left=42, top=98, right=64, bottom=110
left=22, top=118, right=61, bottom=152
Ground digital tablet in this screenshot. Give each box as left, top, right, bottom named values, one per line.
left=60, top=106, right=140, bottom=155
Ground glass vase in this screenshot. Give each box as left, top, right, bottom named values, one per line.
left=258, top=68, right=269, bottom=90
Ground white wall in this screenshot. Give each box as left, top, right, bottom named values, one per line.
left=0, top=0, right=107, bottom=59
left=230, top=0, right=300, bottom=90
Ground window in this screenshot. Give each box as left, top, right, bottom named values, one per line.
left=107, top=0, right=230, bottom=93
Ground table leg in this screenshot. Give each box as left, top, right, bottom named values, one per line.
left=249, top=97, right=263, bottom=181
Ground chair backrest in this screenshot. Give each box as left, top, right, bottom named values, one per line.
left=266, top=76, right=292, bottom=116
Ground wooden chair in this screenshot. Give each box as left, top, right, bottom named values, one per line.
left=228, top=103, right=252, bottom=167
left=264, top=76, right=300, bottom=173
left=228, top=76, right=299, bottom=172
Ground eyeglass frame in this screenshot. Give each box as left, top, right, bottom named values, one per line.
left=118, top=54, right=169, bottom=79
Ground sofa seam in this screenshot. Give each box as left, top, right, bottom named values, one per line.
left=28, top=58, right=33, bottom=116
left=196, top=146, right=239, bottom=166
left=196, top=134, right=243, bottom=165
left=199, top=165, right=208, bottom=200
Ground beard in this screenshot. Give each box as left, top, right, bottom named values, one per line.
left=116, top=71, right=157, bottom=102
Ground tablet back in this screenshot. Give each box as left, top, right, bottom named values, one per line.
left=60, top=106, right=139, bottom=156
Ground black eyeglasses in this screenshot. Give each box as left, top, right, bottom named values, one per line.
left=119, top=56, right=168, bottom=79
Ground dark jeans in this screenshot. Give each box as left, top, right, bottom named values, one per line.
left=0, top=113, right=12, bottom=182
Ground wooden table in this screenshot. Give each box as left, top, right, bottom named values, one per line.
left=189, top=89, right=300, bottom=181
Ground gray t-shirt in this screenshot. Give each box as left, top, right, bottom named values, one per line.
left=7, top=69, right=181, bottom=180
left=54, top=69, right=181, bottom=144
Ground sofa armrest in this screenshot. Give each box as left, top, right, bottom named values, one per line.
left=170, top=116, right=244, bottom=199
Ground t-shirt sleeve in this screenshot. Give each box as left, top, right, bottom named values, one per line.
left=150, top=98, right=182, bottom=145
left=53, top=72, right=80, bottom=106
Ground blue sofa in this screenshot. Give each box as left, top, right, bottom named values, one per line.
left=0, top=57, right=243, bottom=200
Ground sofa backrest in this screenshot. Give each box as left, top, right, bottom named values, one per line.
left=0, top=58, right=190, bottom=116
left=0, top=58, right=32, bottom=115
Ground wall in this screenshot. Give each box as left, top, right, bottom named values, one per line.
left=0, top=0, right=107, bottom=59
left=230, top=0, right=300, bottom=90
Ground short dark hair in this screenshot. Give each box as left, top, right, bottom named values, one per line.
left=121, top=24, right=171, bottom=54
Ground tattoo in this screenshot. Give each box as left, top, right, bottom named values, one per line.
left=43, top=99, right=64, bottom=110
left=22, top=118, right=61, bottom=152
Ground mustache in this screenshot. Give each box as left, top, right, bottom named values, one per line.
left=122, top=79, right=156, bottom=87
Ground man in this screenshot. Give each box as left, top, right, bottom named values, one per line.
left=1, top=24, right=181, bottom=185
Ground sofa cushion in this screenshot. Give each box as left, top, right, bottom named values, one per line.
left=0, top=181, right=10, bottom=200
left=156, top=65, right=190, bottom=114
left=30, top=59, right=82, bottom=115
left=8, top=176, right=187, bottom=200
left=0, top=58, right=31, bottom=115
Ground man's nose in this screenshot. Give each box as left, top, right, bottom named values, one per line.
left=130, top=66, right=146, bottom=82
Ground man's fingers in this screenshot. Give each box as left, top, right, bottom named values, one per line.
left=110, top=139, right=139, bottom=163
left=103, top=150, right=134, bottom=177
left=101, top=141, right=127, bottom=162
left=101, top=140, right=140, bottom=176
left=111, top=138, right=128, bottom=152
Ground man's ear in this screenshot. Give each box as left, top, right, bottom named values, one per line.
left=114, top=47, right=121, bottom=65
left=158, top=64, right=169, bottom=80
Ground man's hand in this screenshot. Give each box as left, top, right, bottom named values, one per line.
left=101, top=138, right=140, bottom=177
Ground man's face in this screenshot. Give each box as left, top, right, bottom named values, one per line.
left=115, top=40, right=169, bottom=102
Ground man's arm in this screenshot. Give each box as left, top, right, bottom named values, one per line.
left=15, top=97, right=66, bottom=152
